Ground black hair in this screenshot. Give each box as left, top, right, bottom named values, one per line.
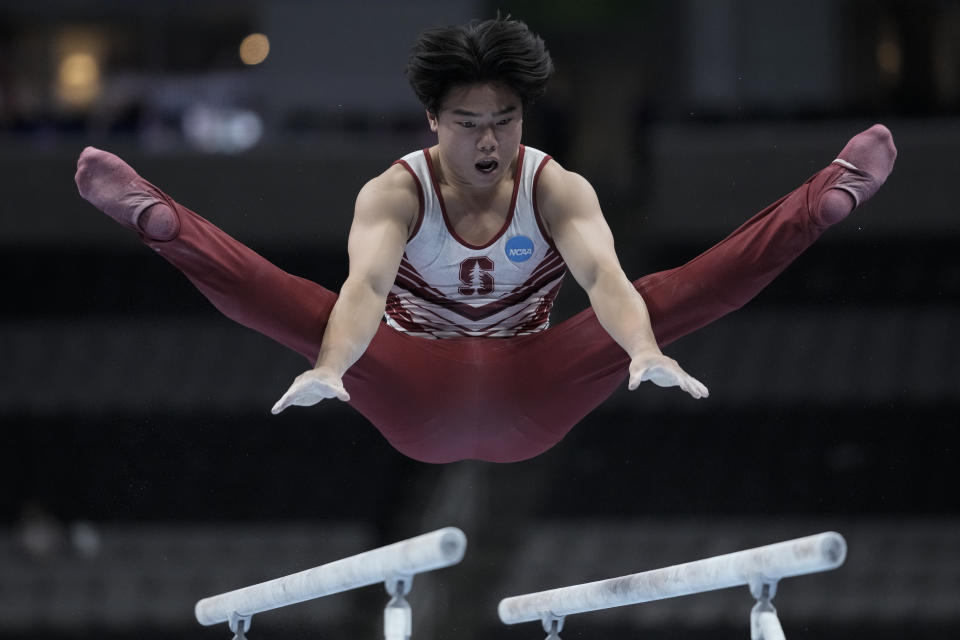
left=405, top=16, right=554, bottom=115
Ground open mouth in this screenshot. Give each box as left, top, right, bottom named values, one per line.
left=475, top=158, right=499, bottom=174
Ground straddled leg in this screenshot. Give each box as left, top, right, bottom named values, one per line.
left=74, top=147, right=496, bottom=462
left=75, top=147, right=336, bottom=362
left=636, top=123, right=896, bottom=346
left=475, top=125, right=898, bottom=462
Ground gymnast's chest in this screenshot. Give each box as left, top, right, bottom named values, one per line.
left=399, top=213, right=555, bottom=298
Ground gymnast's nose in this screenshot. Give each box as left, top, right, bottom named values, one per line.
left=477, top=127, right=497, bottom=152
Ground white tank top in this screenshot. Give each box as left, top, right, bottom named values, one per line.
left=385, top=145, right=566, bottom=338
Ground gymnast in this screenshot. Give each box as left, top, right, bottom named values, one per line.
left=75, top=16, right=896, bottom=463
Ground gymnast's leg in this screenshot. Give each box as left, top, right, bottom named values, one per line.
left=75, top=147, right=480, bottom=461
left=501, top=124, right=898, bottom=457
left=635, top=123, right=896, bottom=346
left=74, top=147, right=335, bottom=361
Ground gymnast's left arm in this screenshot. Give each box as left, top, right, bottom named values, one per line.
left=536, top=161, right=708, bottom=399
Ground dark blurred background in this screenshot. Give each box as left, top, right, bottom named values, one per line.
left=1, top=0, right=958, bottom=639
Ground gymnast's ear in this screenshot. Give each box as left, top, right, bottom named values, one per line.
left=426, top=109, right=439, bottom=132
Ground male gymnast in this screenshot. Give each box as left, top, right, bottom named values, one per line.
left=75, top=17, right=896, bottom=463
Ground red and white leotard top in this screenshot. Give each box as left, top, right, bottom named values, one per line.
left=385, top=145, right=566, bottom=338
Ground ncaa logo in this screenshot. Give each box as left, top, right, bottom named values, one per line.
left=505, top=235, right=535, bottom=263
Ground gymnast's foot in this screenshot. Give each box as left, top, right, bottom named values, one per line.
left=817, top=124, right=897, bottom=225
left=75, top=147, right=180, bottom=241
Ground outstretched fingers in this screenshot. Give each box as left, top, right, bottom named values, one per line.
left=271, top=370, right=350, bottom=414
left=629, top=356, right=709, bottom=399
left=677, top=373, right=709, bottom=399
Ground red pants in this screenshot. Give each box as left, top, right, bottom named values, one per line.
left=143, top=164, right=843, bottom=463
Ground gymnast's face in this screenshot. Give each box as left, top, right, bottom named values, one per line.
left=427, top=83, right=523, bottom=188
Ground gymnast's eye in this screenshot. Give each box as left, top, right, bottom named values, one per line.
left=458, top=121, right=476, bottom=128
left=496, top=118, right=512, bottom=126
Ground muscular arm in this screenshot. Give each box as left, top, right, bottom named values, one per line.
left=272, top=165, right=416, bottom=413
left=537, top=161, right=708, bottom=398
left=314, top=170, right=413, bottom=374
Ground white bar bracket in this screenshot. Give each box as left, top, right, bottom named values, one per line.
left=384, top=574, right=414, bottom=640
left=541, top=614, right=564, bottom=640
left=227, top=611, right=251, bottom=640
left=749, top=579, right=785, bottom=640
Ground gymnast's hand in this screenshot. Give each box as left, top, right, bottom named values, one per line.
left=271, top=368, right=350, bottom=414
left=629, top=352, right=709, bottom=399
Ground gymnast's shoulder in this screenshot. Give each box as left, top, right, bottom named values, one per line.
left=534, top=156, right=603, bottom=226
left=352, top=162, right=421, bottom=230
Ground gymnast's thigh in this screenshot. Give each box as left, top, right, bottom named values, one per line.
left=145, top=193, right=337, bottom=362
left=513, top=315, right=630, bottom=419
left=341, top=328, right=596, bottom=461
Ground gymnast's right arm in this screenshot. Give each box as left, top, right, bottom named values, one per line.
left=271, top=165, right=417, bottom=414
